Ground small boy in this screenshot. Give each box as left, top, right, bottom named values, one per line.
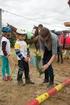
left=1, top=26, right=12, bottom=81
left=15, top=28, right=34, bottom=85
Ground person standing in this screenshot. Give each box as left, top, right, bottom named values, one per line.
left=39, top=27, right=58, bottom=87
left=1, top=26, right=12, bottom=81
left=15, top=28, right=34, bottom=85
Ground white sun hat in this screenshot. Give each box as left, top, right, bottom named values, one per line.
left=16, top=28, right=27, bottom=35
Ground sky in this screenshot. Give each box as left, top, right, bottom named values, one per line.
left=0, top=0, right=70, bottom=31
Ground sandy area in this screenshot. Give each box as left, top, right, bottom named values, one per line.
left=0, top=58, right=70, bottom=105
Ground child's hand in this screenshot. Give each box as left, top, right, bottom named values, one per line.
left=24, top=57, right=30, bottom=62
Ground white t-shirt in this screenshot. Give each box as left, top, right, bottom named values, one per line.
left=0, top=36, right=10, bottom=55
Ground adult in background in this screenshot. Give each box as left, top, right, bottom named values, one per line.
left=51, top=30, right=63, bottom=63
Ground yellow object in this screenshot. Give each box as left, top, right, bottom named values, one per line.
left=15, top=43, right=20, bottom=49
left=36, top=93, right=49, bottom=103
left=55, top=84, right=63, bottom=91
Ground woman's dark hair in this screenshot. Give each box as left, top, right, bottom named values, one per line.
left=39, top=27, right=51, bottom=38
left=39, top=27, right=52, bottom=50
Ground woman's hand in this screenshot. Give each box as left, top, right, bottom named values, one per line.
left=42, top=63, right=49, bottom=71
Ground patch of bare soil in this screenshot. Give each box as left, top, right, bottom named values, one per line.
left=0, top=59, right=70, bottom=105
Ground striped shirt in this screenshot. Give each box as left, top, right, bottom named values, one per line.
left=15, top=40, right=28, bottom=60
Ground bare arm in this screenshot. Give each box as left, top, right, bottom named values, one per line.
left=43, top=54, right=56, bottom=71
left=27, top=36, right=39, bottom=44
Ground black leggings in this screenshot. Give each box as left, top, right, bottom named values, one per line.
left=44, top=64, right=54, bottom=83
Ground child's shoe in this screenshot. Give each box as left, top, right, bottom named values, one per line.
left=3, top=76, right=8, bottom=81
left=43, top=79, right=49, bottom=83
left=17, top=80, right=25, bottom=86
left=7, top=76, right=12, bottom=81
left=25, top=79, right=35, bottom=84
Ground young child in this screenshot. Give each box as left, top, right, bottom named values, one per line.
left=15, top=28, right=34, bottom=85
left=1, top=26, right=12, bottom=81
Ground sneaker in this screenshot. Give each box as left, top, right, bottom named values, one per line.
left=3, top=76, right=8, bottom=81
left=43, top=79, right=49, bottom=83
left=26, top=80, right=35, bottom=84
left=7, top=76, right=12, bottom=81
left=17, top=80, right=25, bottom=86
left=43, top=81, right=49, bottom=83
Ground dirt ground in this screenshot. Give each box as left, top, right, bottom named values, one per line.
left=0, top=58, right=70, bottom=105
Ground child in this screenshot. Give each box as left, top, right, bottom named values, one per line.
left=1, top=26, right=12, bottom=81
left=15, top=28, right=34, bottom=85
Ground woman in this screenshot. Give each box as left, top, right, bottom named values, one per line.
left=39, top=27, right=58, bottom=87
